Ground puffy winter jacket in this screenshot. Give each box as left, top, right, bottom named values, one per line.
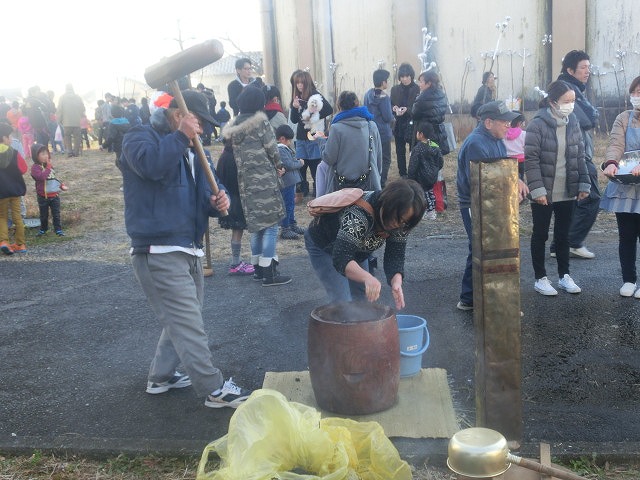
left=524, top=107, right=590, bottom=202
left=411, top=87, right=447, bottom=128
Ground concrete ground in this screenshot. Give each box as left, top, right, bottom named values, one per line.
left=1, top=228, right=639, bottom=466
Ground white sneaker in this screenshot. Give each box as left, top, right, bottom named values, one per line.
left=635, top=288, right=640, bottom=299
left=570, top=246, right=595, bottom=259
left=620, top=282, right=637, bottom=297
left=558, top=274, right=582, bottom=294
left=534, top=277, right=558, bottom=296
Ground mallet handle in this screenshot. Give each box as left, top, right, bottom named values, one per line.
left=169, top=80, right=227, bottom=216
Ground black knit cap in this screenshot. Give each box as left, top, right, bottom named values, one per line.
left=237, top=86, right=266, bottom=114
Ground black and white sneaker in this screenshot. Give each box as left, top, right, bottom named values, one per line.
left=146, top=372, right=191, bottom=394
left=204, top=377, right=251, bottom=408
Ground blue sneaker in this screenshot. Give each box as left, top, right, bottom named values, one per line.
left=56, top=230, right=65, bottom=236
left=36, top=230, right=47, bottom=236
left=146, top=372, right=191, bottom=394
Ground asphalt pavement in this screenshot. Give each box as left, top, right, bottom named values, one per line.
left=1, top=225, right=639, bottom=466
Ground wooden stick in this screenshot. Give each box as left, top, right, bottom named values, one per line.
left=203, top=226, right=213, bottom=277
left=168, top=80, right=227, bottom=216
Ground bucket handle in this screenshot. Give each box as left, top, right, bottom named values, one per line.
left=400, top=324, right=430, bottom=357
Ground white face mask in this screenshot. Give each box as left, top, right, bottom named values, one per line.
left=630, top=96, right=640, bottom=109
left=555, top=102, right=575, bottom=117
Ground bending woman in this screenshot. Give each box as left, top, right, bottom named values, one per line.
left=304, top=179, right=426, bottom=309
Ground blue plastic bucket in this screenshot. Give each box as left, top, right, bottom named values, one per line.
left=396, top=315, right=430, bottom=378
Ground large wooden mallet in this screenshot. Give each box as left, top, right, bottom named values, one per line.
left=144, top=39, right=227, bottom=216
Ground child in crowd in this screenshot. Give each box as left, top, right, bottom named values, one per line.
left=30, top=143, right=67, bottom=236
left=503, top=111, right=526, bottom=179
left=18, top=115, right=33, bottom=160
left=6, top=101, right=22, bottom=132
left=275, top=125, right=304, bottom=240
left=52, top=119, right=65, bottom=153
left=263, top=85, right=288, bottom=131
left=80, top=114, right=92, bottom=149
left=408, top=121, right=444, bottom=220
left=0, top=124, right=27, bottom=254
left=102, top=105, right=130, bottom=168
left=215, top=101, right=231, bottom=142
left=215, top=137, right=255, bottom=276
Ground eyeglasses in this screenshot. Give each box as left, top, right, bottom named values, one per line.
left=385, top=221, right=410, bottom=235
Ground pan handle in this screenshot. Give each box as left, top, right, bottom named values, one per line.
left=507, top=453, right=589, bottom=480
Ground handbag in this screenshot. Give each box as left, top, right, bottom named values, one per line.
left=45, top=178, right=61, bottom=194
left=443, top=122, right=457, bottom=152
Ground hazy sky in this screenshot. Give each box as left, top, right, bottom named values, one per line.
left=5, top=0, right=262, bottom=97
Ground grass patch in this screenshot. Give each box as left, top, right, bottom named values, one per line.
left=0, top=452, right=203, bottom=479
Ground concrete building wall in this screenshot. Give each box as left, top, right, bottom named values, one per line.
left=261, top=0, right=640, bottom=118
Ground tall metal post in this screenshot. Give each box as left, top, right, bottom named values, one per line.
left=470, top=157, right=522, bottom=444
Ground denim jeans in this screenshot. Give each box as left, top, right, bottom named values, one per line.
left=280, top=185, right=296, bottom=227
left=250, top=224, right=278, bottom=264
left=530, top=200, right=574, bottom=279
left=459, top=208, right=473, bottom=305
left=304, top=229, right=367, bottom=303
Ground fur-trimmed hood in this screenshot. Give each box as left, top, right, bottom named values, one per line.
left=222, top=111, right=269, bottom=142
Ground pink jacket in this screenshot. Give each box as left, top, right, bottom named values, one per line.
left=18, top=116, right=33, bottom=135
left=504, top=127, right=526, bottom=161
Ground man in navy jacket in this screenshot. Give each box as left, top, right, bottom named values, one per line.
left=120, top=89, right=251, bottom=409
left=456, top=101, right=528, bottom=311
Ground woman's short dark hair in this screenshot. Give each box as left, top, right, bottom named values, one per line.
left=482, top=71, right=494, bottom=84
left=338, top=91, right=359, bottom=111
left=540, top=80, right=572, bottom=108
left=629, top=76, right=640, bottom=94
left=418, top=70, right=441, bottom=89
left=397, top=63, right=415, bottom=81
left=376, top=179, right=426, bottom=232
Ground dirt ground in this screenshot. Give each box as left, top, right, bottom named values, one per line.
left=19, top=134, right=617, bottom=266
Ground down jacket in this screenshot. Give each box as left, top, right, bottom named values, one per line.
left=524, top=107, right=590, bottom=202
left=410, top=86, right=448, bottom=149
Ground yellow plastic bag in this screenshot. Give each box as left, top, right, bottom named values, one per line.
left=196, top=389, right=412, bottom=480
